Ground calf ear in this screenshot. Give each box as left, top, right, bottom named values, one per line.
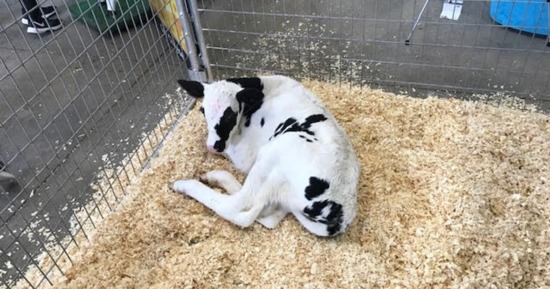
left=236, top=88, right=264, bottom=107
left=177, top=80, right=204, bottom=98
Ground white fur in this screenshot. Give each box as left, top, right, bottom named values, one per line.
left=173, top=75, right=360, bottom=237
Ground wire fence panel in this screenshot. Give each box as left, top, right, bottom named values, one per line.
left=0, top=0, right=191, bottom=287
left=198, top=0, right=550, bottom=110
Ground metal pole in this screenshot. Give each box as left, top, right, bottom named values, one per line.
left=176, top=0, right=206, bottom=81
left=186, top=0, right=213, bottom=83
left=405, top=0, right=430, bottom=45
left=546, top=0, right=549, bottom=47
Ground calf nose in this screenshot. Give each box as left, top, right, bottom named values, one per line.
left=207, top=145, right=216, bottom=153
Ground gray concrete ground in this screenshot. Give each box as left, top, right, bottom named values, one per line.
left=0, top=0, right=188, bottom=286
left=1, top=0, right=549, bottom=287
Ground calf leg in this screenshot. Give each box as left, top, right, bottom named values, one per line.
left=199, top=170, right=242, bottom=194
left=174, top=159, right=272, bottom=228
left=173, top=179, right=264, bottom=227
left=256, top=208, right=288, bottom=229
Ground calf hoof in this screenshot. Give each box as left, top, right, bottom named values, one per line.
left=198, top=174, right=209, bottom=184
left=173, top=180, right=197, bottom=195
left=173, top=179, right=205, bottom=200
left=199, top=170, right=232, bottom=187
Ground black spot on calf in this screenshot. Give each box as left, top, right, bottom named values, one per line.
left=303, top=200, right=344, bottom=236
left=260, top=118, right=265, bottom=127
left=213, top=107, right=237, bottom=152
left=273, top=118, right=299, bottom=138
left=325, top=202, right=344, bottom=236
left=303, top=114, right=328, bottom=129
left=271, top=114, right=328, bottom=141
left=305, top=177, right=330, bottom=200
left=226, top=77, right=264, bottom=92
left=236, top=88, right=264, bottom=127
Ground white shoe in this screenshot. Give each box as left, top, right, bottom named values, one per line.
left=26, top=17, right=62, bottom=34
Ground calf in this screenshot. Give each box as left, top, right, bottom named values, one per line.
left=173, top=75, right=360, bottom=237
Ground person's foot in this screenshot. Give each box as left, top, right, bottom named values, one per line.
left=26, top=17, right=62, bottom=34
left=21, top=6, right=57, bottom=25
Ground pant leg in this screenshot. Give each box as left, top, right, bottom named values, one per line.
left=19, top=0, right=41, bottom=21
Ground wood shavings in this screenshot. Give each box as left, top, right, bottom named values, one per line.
left=22, top=81, right=550, bottom=288
left=228, top=20, right=365, bottom=84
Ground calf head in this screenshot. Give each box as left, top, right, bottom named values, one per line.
left=177, top=78, right=264, bottom=153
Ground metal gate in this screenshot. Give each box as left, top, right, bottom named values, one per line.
left=2, top=0, right=550, bottom=287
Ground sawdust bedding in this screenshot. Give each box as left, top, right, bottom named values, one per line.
left=53, top=80, right=550, bottom=289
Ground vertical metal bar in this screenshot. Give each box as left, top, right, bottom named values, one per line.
left=176, top=0, right=205, bottom=81
left=547, top=1, right=550, bottom=47
left=187, top=0, right=214, bottom=82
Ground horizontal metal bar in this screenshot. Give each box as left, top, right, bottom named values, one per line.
left=203, top=28, right=550, bottom=54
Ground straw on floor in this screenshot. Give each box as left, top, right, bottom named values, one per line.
left=51, top=80, right=550, bottom=288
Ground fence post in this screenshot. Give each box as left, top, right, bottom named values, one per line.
left=176, top=0, right=207, bottom=82
left=186, top=0, right=213, bottom=83
left=546, top=0, right=549, bottom=46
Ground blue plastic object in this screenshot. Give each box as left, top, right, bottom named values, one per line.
left=490, top=0, right=549, bottom=36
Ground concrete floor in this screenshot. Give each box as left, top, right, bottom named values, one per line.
left=0, top=0, right=188, bottom=285
left=1, top=0, right=549, bottom=287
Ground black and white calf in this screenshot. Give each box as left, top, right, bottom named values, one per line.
left=173, top=75, right=360, bottom=237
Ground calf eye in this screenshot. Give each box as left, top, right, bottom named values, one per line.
left=199, top=107, right=205, bottom=115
